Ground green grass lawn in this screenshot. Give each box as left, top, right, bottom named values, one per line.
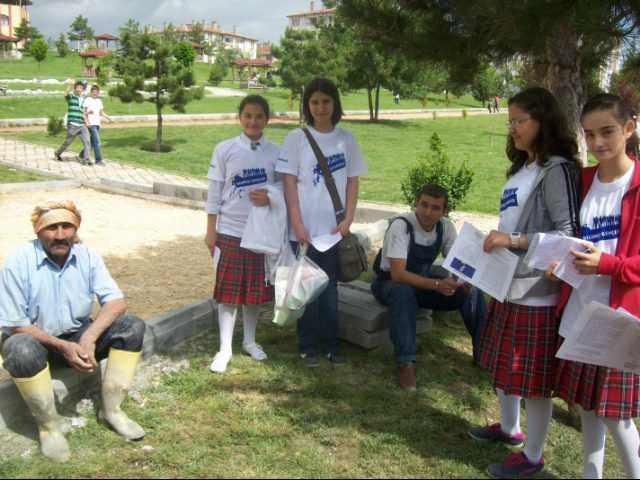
left=0, top=165, right=58, bottom=184
left=0, top=306, right=631, bottom=478
left=1, top=114, right=509, bottom=214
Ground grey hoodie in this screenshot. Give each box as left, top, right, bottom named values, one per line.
left=506, top=155, right=580, bottom=302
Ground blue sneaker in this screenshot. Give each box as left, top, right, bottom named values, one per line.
left=468, top=423, right=524, bottom=447
left=486, top=452, right=544, bottom=478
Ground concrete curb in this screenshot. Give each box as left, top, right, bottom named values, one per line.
left=0, top=179, right=81, bottom=194
left=0, top=295, right=217, bottom=432
left=0, top=108, right=489, bottom=126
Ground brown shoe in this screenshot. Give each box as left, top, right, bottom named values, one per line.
left=398, top=364, right=417, bottom=391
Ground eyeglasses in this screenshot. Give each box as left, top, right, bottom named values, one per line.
left=506, top=118, right=533, bottom=128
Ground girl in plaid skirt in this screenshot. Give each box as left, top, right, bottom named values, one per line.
left=204, top=95, right=282, bottom=374
left=548, top=94, right=640, bottom=478
left=468, top=88, right=582, bottom=479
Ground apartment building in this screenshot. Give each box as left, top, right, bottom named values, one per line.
left=0, top=0, right=31, bottom=49
left=287, top=2, right=336, bottom=31
left=148, top=20, right=257, bottom=59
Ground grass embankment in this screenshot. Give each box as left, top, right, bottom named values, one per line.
left=0, top=308, right=630, bottom=478
left=0, top=165, right=57, bottom=184
left=2, top=114, right=509, bottom=214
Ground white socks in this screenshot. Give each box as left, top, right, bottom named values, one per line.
left=242, top=305, right=260, bottom=348
left=522, top=397, right=553, bottom=463
left=497, top=389, right=522, bottom=436
left=496, top=389, right=553, bottom=463
left=217, top=304, right=261, bottom=355
left=582, top=408, right=640, bottom=479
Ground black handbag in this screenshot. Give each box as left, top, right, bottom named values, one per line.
left=302, top=128, right=368, bottom=283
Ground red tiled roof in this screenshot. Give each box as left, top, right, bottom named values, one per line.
left=78, top=49, right=106, bottom=57
left=191, top=42, right=205, bottom=49
left=0, top=35, right=18, bottom=42
left=259, top=47, right=271, bottom=55
left=0, top=0, right=33, bottom=5
left=231, top=58, right=275, bottom=67
left=287, top=7, right=336, bottom=17
left=153, top=24, right=257, bottom=41
left=96, top=33, right=119, bottom=40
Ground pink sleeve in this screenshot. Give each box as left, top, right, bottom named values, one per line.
left=598, top=252, right=640, bottom=284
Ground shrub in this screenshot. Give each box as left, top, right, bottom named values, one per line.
left=462, top=108, right=468, bottom=120
left=287, top=93, right=296, bottom=111
left=421, top=94, right=428, bottom=108
left=445, top=94, right=453, bottom=107
left=55, top=33, right=68, bottom=58
left=47, top=115, right=64, bottom=137
left=208, top=64, right=224, bottom=86
left=432, top=111, right=438, bottom=121
left=97, top=72, right=109, bottom=87
left=258, top=77, right=277, bottom=88
left=401, top=131, right=475, bottom=213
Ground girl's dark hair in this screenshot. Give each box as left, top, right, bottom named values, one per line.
left=506, top=87, right=582, bottom=178
left=582, top=93, right=640, bottom=158
left=238, top=95, right=270, bottom=120
left=302, top=77, right=343, bottom=127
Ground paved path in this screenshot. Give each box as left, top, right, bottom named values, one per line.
left=0, top=136, right=206, bottom=188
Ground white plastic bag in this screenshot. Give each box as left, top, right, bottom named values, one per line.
left=273, top=244, right=329, bottom=327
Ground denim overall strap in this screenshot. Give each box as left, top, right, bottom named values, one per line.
left=405, top=220, right=444, bottom=278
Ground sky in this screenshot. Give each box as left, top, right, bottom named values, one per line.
left=29, top=0, right=322, bottom=44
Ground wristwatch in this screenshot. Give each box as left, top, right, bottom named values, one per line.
left=435, top=279, right=440, bottom=292
left=510, top=232, right=522, bottom=249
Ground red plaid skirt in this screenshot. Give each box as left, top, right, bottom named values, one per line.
left=214, top=234, right=274, bottom=306
left=477, top=299, right=559, bottom=398
left=555, top=339, right=640, bottom=420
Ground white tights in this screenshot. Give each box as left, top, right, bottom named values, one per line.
left=497, top=389, right=554, bottom=463
left=581, top=408, right=640, bottom=479
left=217, top=304, right=260, bottom=356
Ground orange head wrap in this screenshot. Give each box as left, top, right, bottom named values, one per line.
left=31, top=200, right=82, bottom=240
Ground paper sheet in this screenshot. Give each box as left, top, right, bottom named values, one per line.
left=310, top=232, right=343, bottom=252
left=557, top=302, right=640, bottom=374
left=524, top=234, right=590, bottom=289
left=213, top=247, right=221, bottom=271
left=442, top=222, right=519, bottom=303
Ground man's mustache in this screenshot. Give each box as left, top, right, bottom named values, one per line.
left=51, top=239, right=71, bottom=247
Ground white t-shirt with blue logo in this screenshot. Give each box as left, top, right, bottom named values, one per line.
left=560, top=163, right=636, bottom=338
left=276, top=126, right=368, bottom=241
left=206, top=133, right=281, bottom=238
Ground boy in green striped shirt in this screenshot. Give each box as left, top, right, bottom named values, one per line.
left=55, top=77, right=93, bottom=166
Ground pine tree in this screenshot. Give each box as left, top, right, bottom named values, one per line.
left=55, top=33, right=68, bottom=58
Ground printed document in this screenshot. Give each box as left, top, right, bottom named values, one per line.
left=524, top=234, right=590, bottom=289
left=442, top=222, right=519, bottom=302
left=310, top=232, right=343, bottom=252
left=557, top=302, right=640, bottom=374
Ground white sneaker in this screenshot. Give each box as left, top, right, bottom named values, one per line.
left=243, top=343, right=267, bottom=362
left=209, top=353, right=232, bottom=373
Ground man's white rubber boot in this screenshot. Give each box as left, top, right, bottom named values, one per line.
left=12, top=365, right=71, bottom=463
left=98, top=348, right=145, bottom=440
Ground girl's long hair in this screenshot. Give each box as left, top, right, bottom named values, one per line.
left=506, top=88, right=582, bottom=178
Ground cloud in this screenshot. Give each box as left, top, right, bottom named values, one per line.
left=29, top=0, right=315, bottom=44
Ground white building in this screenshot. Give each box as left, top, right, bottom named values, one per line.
left=287, top=2, right=337, bottom=31
left=599, top=46, right=624, bottom=91
left=148, top=20, right=257, bottom=59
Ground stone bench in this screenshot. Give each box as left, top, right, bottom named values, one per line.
left=338, top=280, right=433, bottom=355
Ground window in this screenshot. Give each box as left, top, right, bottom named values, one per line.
left=291, top=17, right=300, bottom=27
left=1, top=15, right=8, bottom=27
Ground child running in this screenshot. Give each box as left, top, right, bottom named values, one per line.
left=551, top=94, right=640, bottom=479
left=204, top=95, right=282, bottom=374
left=467, top=87, right=582, bottom=478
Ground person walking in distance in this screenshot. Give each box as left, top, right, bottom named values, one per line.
left=54, top=77, right=92, bottom=166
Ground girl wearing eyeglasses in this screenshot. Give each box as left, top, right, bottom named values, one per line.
left=467, top=88, right=582, bottom=478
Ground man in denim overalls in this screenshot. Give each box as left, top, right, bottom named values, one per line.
left=371, top=185, right=487, bottom=391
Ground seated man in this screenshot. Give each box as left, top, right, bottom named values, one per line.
left=371, top=185, right=487, bottom=391
left=0, top=200, right=146, bottom=463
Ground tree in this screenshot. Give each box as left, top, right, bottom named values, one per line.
left=609, top=52, right=640, bottom=114
left=209, top=64, right=224, bottom=86
left=188, top=23, right=206, bottom=45
left=68, top=15, right=91, bottom=42
left=175, top=41, right=196, bottom=69
left=272, top=28, right=347, bottom=127
left=29, top=38, right=48, bottom=78
left=15, top=19, right=42, bottom=49
left=339, top=0, right=640, bottom=165
left=55, top=33, right=69, bottom=58
left=109, top=34, right=205, bottom=153
left=162, top=23, right=179, bottom=47
left=471, top=63, right=506, bottom=106
left=118, top=19, right=141, bottom=58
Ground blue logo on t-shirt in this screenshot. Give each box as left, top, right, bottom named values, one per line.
left=500, top=188, right=519, bottom=212
left=230, top=168, right=267, bottom=198
left=581, top=215, right=621, bottom=243
left=313, top=153, right=346, bottom=186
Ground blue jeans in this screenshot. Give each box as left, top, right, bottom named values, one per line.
left=80, top=125, right=102, bottom=162
left=371, top=273, right=487, bottom=365
left=290, top=241, right=340, bottom=355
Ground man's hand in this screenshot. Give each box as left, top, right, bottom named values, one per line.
left=60, top=341, right=95, bottom=374
left=204, top=230, right=218, bottom=257
left=483, top=230, right=511, bottom=253
left=572, top=243, right=602, bottom=276
left=78, top=336, right=98, bottom=371
left=438, top=277, right=461, bottom=297
left=331, top=219, right=352, bottom=238
left=249, top=189, right=270, bottom=207
left=462, top=282, right=474, bottom=295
